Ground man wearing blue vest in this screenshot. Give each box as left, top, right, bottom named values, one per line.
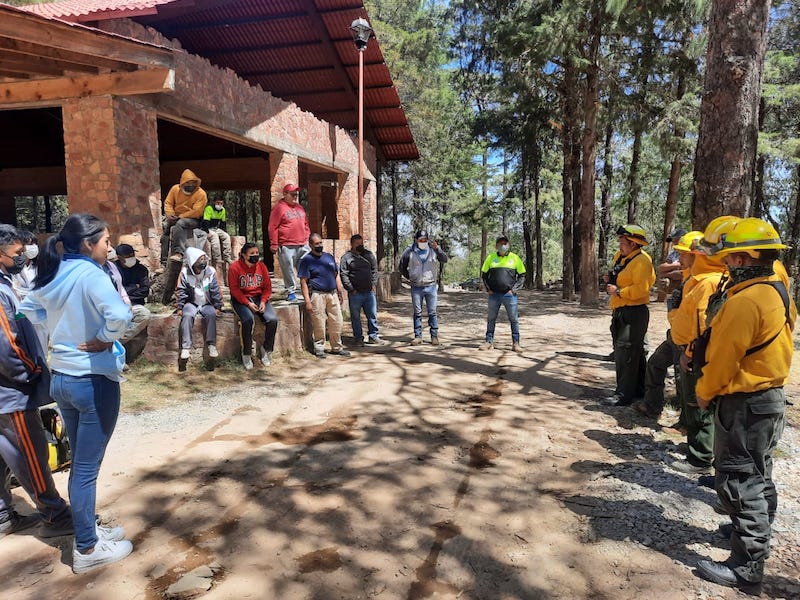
left=479, top=234, right=525, bottom=352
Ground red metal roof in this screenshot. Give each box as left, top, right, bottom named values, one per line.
left=27, top=0, right=418, bottom=161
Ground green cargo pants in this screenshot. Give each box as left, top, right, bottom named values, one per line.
left=714, top=387, right=786, bottom=583
left=680, top=368, right=714, bottom=467
left=610, top=304, right=649, bottom=401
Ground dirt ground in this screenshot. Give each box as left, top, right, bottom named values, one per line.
left=1, top=289, right=799, bottom=600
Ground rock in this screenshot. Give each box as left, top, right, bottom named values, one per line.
left=165, top=565, right=215, bottom=596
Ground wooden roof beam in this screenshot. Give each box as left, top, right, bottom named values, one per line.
left=0, top=10, right=174, bottom=69
left=0, top=68, right=175, bottom=106
left=0, top=38, right=137, bottom=73
left=0, top=53, right=99, bottom=76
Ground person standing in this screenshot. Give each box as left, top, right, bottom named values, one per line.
left=20, top=214, right=133, bottom=573
left=202, top=195, right=232, bottom=267
left=299, top=234, right=350, bottom=359
left=176, top=248, right=222, bottom=362
left=603, top=225, right=656, bottom=406
left=228, top=243, right=279, bottom=370
left=399, top=230, right=448, bottom=345
left=694, top=218, right=795, bottom=593
left=0, top=224, right=73, bottom=540
left=340, top=234, right=384, bottom=346
left=478, top=234, right=525, bottom=352
left=268, top=183, right=310, bottom=303
left=162, top=169, right=208, bottom=261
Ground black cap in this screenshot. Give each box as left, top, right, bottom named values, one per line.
left=116, top=243, right=134, bottom=256
left=666, top=228, right=687, bottom=241
left=415, top=229, right=429, bottom=240
left=496, top=234, right=509, bottom=244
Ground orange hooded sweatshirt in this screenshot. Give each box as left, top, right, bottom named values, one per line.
left=164, top=169, right=207, bottom=219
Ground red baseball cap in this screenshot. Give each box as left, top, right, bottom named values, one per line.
left=283, top=183, right=301, bottom=193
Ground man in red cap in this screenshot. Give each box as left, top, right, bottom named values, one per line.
left=268, top=183, right=310, bottom=302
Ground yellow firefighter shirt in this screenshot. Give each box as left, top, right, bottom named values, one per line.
left=696, top=276, right=796, bottom=401
left=669, top=255, right=726, bottom=348
left=609, top=248, right=656, bottom=309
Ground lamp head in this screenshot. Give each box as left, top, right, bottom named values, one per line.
left=350, top=18, right=373, bottom=51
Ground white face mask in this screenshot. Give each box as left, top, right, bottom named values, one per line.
left=107, top=248, right=117, bottom=261
left=214, top=204, right=224, bottom=211
left=123, top=257, right=137, bottom=268
left=24, top=245, right=39, bottom=260
left=417, top=241, right=429, bottom=250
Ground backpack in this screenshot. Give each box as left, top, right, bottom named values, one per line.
left=691, top=280, right=791, bottom=374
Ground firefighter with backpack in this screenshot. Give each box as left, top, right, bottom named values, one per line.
left=692, top=218, right=796, bottom=593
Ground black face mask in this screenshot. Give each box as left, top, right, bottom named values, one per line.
left=182, top=184, right=197, bottom=194
left=7, top=254, right=26, bottom=275
left=247, top=255, right=260, bottom=264
left=355, top=244, right=365, bottom=253
left=193, top=261, right=207, bottom=273
left=313, top=245, right=324, bottom=254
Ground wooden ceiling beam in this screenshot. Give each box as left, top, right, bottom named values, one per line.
left=0, top=68, right=175, bottom=105
left=0, top=57, right=64, bottom=78
left=0, top=10, right=173, bottom=69
left=0, top=38, right=136, bottom=73
left=0, top=53, right=100, bottom=77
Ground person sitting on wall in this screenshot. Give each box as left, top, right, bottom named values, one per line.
left=162, top=169, right=208, bottom=264
left=202, top=195, right=232, bottom=269
left=228, top=243, right=279, bottom=370
left=176, top=247, right=222, bottom=363
left=115, top=244, right=152, bottom=345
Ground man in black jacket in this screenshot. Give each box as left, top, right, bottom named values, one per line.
left=0, top=224, right=73, bottom=538
left=340, top=235, right=385, bottom=346
left=115, top=244, right=151, bottom=344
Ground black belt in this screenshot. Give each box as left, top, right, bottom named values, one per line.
left=311, top=289, right=336, bottom=294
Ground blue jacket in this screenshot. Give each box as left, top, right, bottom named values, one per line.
left=0, top=273, right=50, bottom=412
left=20, top=255, right=132, bottom=382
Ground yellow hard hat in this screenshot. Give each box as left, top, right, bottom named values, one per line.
left=616, top=224, right=649, bottom=246
left=673, top=230, right=704, bottom=253
left=699, top=215, right=741, bottom=255
left=715, top=217, right=787, bottom=257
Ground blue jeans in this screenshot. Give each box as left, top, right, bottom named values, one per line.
left=486, top=292, right=520, bottom=343
left=348, top=291, right=379, bottom=341
left=51, top=372, right=120, bottom=552
left=411, top=284, right=438, bottom=338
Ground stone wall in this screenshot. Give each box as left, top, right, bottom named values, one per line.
left=142, top=303, right=306, bottom=364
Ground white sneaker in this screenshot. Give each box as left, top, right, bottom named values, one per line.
left=179, top=348, right=190, bottom=360
left=242, top=355, right=253, bottom=370
left=260, top=349, right=272, bottom=366
left=207, top=344, right=219, bottom=358
left=72, top=539, right=133, bottom=573
left=97, top=522, right=125, bottom=542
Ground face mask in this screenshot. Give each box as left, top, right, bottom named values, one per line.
left=214, top=204, right=224, bottom=211
left=107, top=248, right=118, bottom=261
left=498, top=244, right=510, bottom=254
left=182, top=184, right=197, bottom=194
left=24, top=245, right=39, bottom=260
left=123, top=257, right=137, bottom=268
left=727, top=264, right=773, bottom=285
left=355, top=244, right=365, bottom=253
left=7, top=254, right=26, bottom=275
left=193, top=261, right=208, bottom=273
left=247, top=255, right=260, bottom=264
left=417, top=241, right=429, bottom=250
left=313, top=245, right=324, bottom=254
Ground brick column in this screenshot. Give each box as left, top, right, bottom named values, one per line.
left=62, top=96, right=162, bottom=266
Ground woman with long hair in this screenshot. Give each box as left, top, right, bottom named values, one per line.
left=20, top=214, right=133, bottom=573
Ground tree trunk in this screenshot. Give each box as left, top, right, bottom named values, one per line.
left=251, top=192, right=258, bottom=242
left=661, top=70, right=688, bottom=264
left=598, top=122, right=613, bottom=269
left=391, top=163, right=399, bottom=270
left=579, top=1, right=601, bottom=307
left=790, top=165, right=800, bottom=304
left=520, top=151, right=535, bottom=289
left=44, top=195, right=53, bottom=232
left=561, top=61, right=577, bottom=301
left=237, top=191, right=247, bottom=237
left=501, top=150, right=508, bottom=235
left=571, top=122, right=582, bottom=292
left=534, top=170, right=544, bottom=290
left=692, top=0, right=772, bottom=228
left=480, top=150, right=489, bottom=268
left=627, top=126, right=643, bottom=223
left=752, top=96, right=767, bottom=218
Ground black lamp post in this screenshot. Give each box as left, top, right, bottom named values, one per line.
left=350, top=17, right=373, bottom=238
